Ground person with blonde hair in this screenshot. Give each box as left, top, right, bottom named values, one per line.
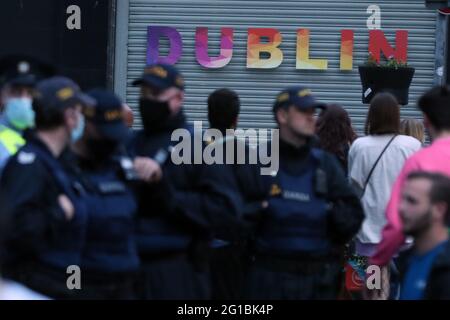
left=401, top=118, right=425, bottom=144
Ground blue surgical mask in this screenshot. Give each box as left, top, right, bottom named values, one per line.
left=4, top=97, right=35, bottom=130
left=71, top=113, right=85, bottom=143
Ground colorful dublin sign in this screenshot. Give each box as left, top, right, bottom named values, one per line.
left=146, top=26, right=409, bottom=70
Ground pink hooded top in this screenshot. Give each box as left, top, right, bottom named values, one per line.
left=370, top=136, right=450, bottom=266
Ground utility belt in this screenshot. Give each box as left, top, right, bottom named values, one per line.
left=253, top=253, right=339, bottom=275
left=140, top=246, right=209, bottom=273
left=139, top=250, right=188, bottom=263
left=211, top=237, right=251, bottom=249
left=81, top=270, right=137, bottom=285
left=75, top=271, right=137, bottom=300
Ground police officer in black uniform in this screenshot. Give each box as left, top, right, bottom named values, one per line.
left=65, top=89, right=140, bottom=299
left=129, top=64, right=239, bottom=299
left=0, top=54, right=55, bottom=94
left=0, top=55, right=55, bottom=174
left=0, top=76, right=93, bottom=299
left=241, top=86, right=364, bottom=299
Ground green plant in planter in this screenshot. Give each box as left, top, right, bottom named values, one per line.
left=364, top=53, right=380, bottom=67
left=385, top=56, right=408, bottom=69
left=364, top=53, right=408, bottom=68
left=359, top=54, right=414, bottom=105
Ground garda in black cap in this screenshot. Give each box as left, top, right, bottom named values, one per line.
left=0, top=54, right=55, bottom=88
left=273, top=86, right=326, bottom=112
left=132, top=63, right=184, bottom=91
left=34, top=76, right=96, bottom=110
left=85, top=89, right=129, bottom=142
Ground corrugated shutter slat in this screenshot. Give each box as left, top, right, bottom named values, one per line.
left=123, top=0, right=436, bottom=132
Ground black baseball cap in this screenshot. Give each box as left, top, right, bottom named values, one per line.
left=85, top=89, right=129, bottom=142
left=34, top=76, right=96, bottom=110
left=132, top=63, right=184, bottom=91
left=0, top=54, right=55, bottom=88
left=273, top=86, right=326, bottom=112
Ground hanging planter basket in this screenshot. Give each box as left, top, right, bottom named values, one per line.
left=358, top=66, right=415, bottom=105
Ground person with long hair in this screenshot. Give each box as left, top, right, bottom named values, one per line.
left=400, top=118, right=425, bottom=145
left=369, top=86, right=450, bottom=298
left=348, top=93, right=421, bottom=280
left=316, top=104, right=357, bottom=174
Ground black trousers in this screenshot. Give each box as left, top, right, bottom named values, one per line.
left=138, top=253, right=210, bottom=300
left=74, top=272, right=138, bottom=300
left=245, top=255, right=342, bottom=300
left=210, top=244, right=248, bottom=300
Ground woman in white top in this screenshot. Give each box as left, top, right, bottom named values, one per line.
left=348, top=92, right=421, bottom=258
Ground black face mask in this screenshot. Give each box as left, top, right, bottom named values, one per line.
left=86, top=137, right=119, bottom=162
left=139, top=98, right=171, bottom=132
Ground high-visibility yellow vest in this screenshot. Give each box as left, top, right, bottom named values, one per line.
left=0, top=124, right=25, bottom=156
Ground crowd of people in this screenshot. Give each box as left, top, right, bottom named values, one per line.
left=0, top=54, right=449, bottom=300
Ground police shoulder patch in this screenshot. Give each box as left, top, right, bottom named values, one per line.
left=17, top=151, right=36, bottom=165
left=270, top=183, right=282, bottom=196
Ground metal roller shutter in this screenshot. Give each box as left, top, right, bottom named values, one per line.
left=117, top=0, right=436, bottom=133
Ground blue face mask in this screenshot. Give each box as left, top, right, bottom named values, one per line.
left=71, top=113, right=85, bottom=143
left=4, top=97, right=35, bottom=130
